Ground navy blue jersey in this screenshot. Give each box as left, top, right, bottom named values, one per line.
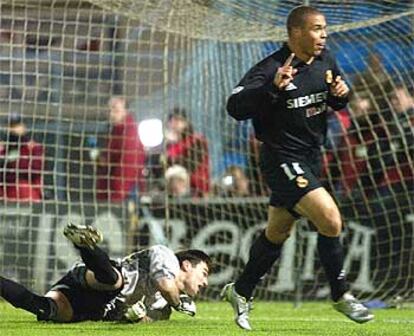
left=227, top=43, right=348, bottom=156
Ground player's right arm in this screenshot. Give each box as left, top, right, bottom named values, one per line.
left=273, top=53, right=297, bottom=89
left=148, top=245, right=181, bottom=306
left=227, top=53, right=296, bottom=121
left=146, top=304, right=172, bottom=321
left=153, top=278, right=196, bottom=316
left=227, top=60, right=278, bottom=121
left=149, top=245, right=196, bottom=316
left=155, top=277, right=181, bottom=307
left=123, top=293, right=173, bottom=323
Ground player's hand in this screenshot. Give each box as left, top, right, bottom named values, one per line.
left=274, top=53, right=298, bottom=90
left=124, top=301, right=147, bottom=322
left=172, top=294, right=196, bottom=317
left=330, top=75, right=349, bottom=97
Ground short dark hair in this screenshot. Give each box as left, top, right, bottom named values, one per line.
left=109, top=95, right=129, bottom=109
left=175, top=249, right=213, bottom=272
left=384, top=80, right=412, bottom=100
left=287, top=5, right=323, bottom=35
left=8, top=113, right=24, bottom=126
left=167, top=107, right=194, bottom=136
left=168, top=107, right=188, bottom=122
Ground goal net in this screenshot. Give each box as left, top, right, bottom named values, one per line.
left=0, top=0, right=413, bottom=303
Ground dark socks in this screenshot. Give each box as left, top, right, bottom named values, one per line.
left=0, top=276, right=56, bottom=320
left=76, top=245, right=119, bottom=285
left=235, top=231, right=283, bottom=299
left=317, top=234, right=349, bottom=301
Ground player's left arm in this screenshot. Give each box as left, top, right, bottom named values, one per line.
left=327, top=57, right=349, bottom=110
left=330, top=75, right=349, bottom=98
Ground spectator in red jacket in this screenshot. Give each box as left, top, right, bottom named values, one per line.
left=165, top=108, right=210, bottom=197
left=96, top=96, right=146, bottom=202
left=0, top=114, right=44, bottom=202
left=328, top=96, right=386, bottom=198
left=370, top=83, right=414, bottom=190
left=329, top=83, right=413, bottom=199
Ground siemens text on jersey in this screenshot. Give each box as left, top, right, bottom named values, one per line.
left=286, top=91, right=327, bottom=109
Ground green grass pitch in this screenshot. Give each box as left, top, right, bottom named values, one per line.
left=1, top=301, right=414, bottom=336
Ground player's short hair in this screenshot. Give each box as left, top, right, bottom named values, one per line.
left=287, top=5, right=324, bottom=35
left=176, top=249, right=213, bottom=272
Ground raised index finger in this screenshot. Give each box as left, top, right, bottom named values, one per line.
left=283, top=53, right=295, bottom=67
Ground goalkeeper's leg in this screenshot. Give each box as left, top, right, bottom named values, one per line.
left=0, top=276, right=58, bottom=320
left=64, top=223, right=122, bottom=290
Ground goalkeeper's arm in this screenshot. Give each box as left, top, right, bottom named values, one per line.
left=124, top=301, right=173, bottom=323
left=146, top=304, right=172, bottom=321
left=119, top=297, right=194, bottom=323
left=103, top=297, right=152, bottom=323
left=156, top=277, right=181, bottom=306
left=155, top=277, right=196, bottom=316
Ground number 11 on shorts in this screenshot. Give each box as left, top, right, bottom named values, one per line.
left=280, top=162, right=305, bottom=180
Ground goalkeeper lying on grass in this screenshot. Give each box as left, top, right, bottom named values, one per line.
left=0, top=223, right=212, bottom=323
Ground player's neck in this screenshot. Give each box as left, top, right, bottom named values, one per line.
left=287, top=41, right=314, bottom=64
left=175, top=273, right=186, bottom=292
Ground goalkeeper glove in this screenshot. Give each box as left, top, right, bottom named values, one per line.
left=172, top=294, right=196, bottom=317
left=103, top=297, right=128, bottom=321
left=124, top=301, right=147, bottom=322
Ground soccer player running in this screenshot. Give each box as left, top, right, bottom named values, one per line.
left=0, top=224, right=211, bottom=323
left=221, top=5, right=374, bottom=330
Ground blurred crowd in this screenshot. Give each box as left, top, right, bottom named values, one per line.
left=323, top=54, right=414, bottom=203
left=0, top=54, right=413, bottom=205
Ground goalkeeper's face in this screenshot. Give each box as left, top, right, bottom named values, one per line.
left=182, top=261, right=209, bottom=297
left=297, top=14, right=327, bottom=58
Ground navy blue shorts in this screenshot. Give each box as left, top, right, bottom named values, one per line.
left=49, top=263, right=121, bottom=322
left=259, top=144, right=322, bottom=213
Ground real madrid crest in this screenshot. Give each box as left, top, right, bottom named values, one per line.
left=325, top=70, right=333, bottom=84
left=296, top=175, right=309, bottom=188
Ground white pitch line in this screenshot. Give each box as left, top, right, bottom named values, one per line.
left=381, top=319, right=414, bottom=324
left=202, top=316, right=414, bottom=324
